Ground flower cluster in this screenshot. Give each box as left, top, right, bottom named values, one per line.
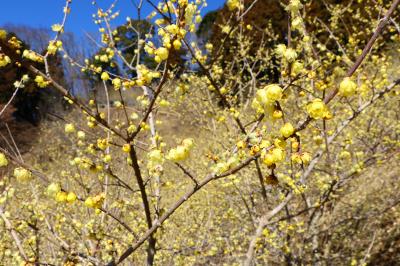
left=252, top=84, right=283, bottom=117
left=0, top=54, right=11, bottom=67
left=22, top=50, right=44, bottom=63
left=306, top=99, right=331, bottom=120
left=85, top=193, right=105, bottom=209
left=34, top=75, right=50, bottom=88
left=167, top=138, right=194, bottom=162
left=47, top=40, right=63, bottom=55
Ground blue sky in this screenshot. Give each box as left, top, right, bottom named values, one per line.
left=0, top=0, right=225, bottom=36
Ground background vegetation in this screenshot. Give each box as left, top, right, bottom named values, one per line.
left=0, top=0, right=400, bottom=265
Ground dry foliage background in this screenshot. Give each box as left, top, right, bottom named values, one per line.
left=0, top=0, right=400, bottom=266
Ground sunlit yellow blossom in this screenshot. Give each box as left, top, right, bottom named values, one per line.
left=284, top=48, right=297, bottom=62
left=272, top=110, right=283, bottom=119
left=0, top=29, right=6, bottom=40
left=77, top=131, right=86, bottom=140
left=227, top=0, right=240, bottom=10
left=205, top=43, right=213, bottom=51
left=275, top=44, right=287, bottom=56
left=65, top=123, right=76, bottom=133
left=272, top=148, right=285, bottom=162
left=55, top=191, right=68, bottom=202
left=148, top=149, right=164, bottom=164
left=66, top=192, right=77, bottom=203
left=0, top=153, right=8, bottom=167
left=103, top=154, right=112, bottom=163
left=280, top=123, right=295, bottom=138
left=167, top=145, right=189, bottom=162
left=47, top=41, right=58, bottom=55
left=14, top=167, right=33, bottom=183
left=265, top=84, right=283, bottom=102
left=122, top=144, right=131, bottom=153
left=301, top=152, right=312, bottom=164
left=51, top=24, right=63, bottom=32
left=182, top=138, right=194, bottom=149
left=263, top=153, right=275, bottom=167
left=112, top=78, right=122, bottom=90
left=97, top=139, right=109, bottom=150
left=173, top=39, right=182, bottom=50
left=101, top=72, right=110, bottom=81
left=155, top=47, right=169, bottom=62
left=0, top=54, right=11, bottom=67
left=85, top=193, right=105, bottom=209
left=339, top=77, right=357, bottom=97
left=35, top=75, right=49, bottom=88
left=47, top=183, right=61, bottom=197
left=287, top=0, right=303, bottom=12
left=306, top=99, right=330, bottom=120
left=339, top=150, right=351, bottom=160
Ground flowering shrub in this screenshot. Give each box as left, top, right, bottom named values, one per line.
left=0, top=0, right=400, bottom=265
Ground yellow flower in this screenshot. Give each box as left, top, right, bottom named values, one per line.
left=263, top=153, right=275, bottom=167
left=339, top=150, right=351, bottom=160
left=0, top=153, right=8, bottom=167
left=85, top=197, right=95, bottom=208
left=306, top=99, right=329, bottom=120
left=280, top=123, right=295, bottom=138
left=265, top=84, right=283, bottom=102
left=291, top=153, right=302, bottom=164
left=300, top=152, right=312, bottom=164
left=275, top=44, right=287, bottom=56
left=291, top=17, right=302, bottom=30
left=339, top=77, right=357, bottom=97
left=114, top=101, right=122, bottom=108
left=65, top=123, right=76, bottom=133
left=103, top=154, right=112, bottom=163
left=66, top=192, right=77, bottom=203
left=173, top=39, right=182, bottom=50
left=101, top=72, right=110, bottom=81
left=159, top=99, right=170, bottom=107
left=14, top=167, right=33, bottom=183
left=227, top=0, right=240, bottom=10
left=182, top=138, right=194, bottom=149
left=236, top=140, right=246, bottom=149
left=155, top=47, right=169, bottom=61
left=148, top=149, right=164, bottom=164
left=0, top=54, right=11, bottom=67
left=122, top=144, right=131, bottom=153
left=47, top=183, right=61, bottom=197
left=284, top=48, right=297, bottom=62
left=272, top=148, right=285, bottom=162
left=85, top=193, right=105, bottom=209
left=0, top=29, right=7, bottom=40
left=127, top=124, right=137, bottom=134
left=47, top=41, right=58, bottom=55
left=51, top=24, right=63, bottom=32
left=55, top=191, right=68, bottom=202
left=272, top=110, right=283, bottom=119
left=178, top=0, right=188, bottom=6
left=167, top=146, right=189, bottom=162
left=291, top=61, right=304, bottom=76
left=112, top=78, right=122, bottom=90
left=255, top=88, right=269, bottom=105
left=287, top=0, right=303, bottom=12
left=34, top=75, right=49, bottom=88
left=77, top=131, right=86, bottom=139
left=97, top=139, right=109, bottom=150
